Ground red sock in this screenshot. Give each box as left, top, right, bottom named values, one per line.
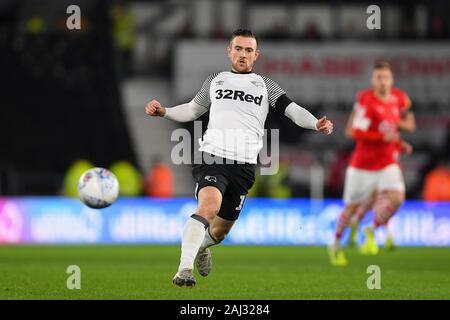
left=335, top=209, right=353, bottom=239
left=373, top=192, right=396, bottom=228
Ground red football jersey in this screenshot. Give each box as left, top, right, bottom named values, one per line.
left=349, top=88, right=411, bottom=170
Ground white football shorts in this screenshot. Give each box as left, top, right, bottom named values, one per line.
left=343, top=163, right=405, bottom=204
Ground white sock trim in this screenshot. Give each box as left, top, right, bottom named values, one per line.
left=199, top=227, right=220, bottom=252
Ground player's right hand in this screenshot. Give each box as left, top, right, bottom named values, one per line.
left=146, top=100, right=166, bottom=117
left=316, top=116, right=333, bottom=135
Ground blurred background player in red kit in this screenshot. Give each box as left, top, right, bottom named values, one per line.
left=329, top=60, right=416, bottom=266
left=345, top=106, right=415, bottom=250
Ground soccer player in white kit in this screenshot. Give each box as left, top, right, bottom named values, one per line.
left=146, top=29, right=334, bottom=287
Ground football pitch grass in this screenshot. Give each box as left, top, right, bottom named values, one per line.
left=0, top=245, right=449, bottom=300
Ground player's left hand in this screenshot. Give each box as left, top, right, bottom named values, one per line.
left=316, top=116, right=333, bottom=135
left=400, top=140, right=413, bottom=155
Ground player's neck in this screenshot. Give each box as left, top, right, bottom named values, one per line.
left=231, top=68, right=253, bottom=74
left=374, top=90, right=391, bottom=102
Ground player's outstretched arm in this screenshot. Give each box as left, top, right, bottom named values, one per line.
left=398, top=110, right=416, bottom=133
left=145, top=99, right=208, bottom=123
left=316, top=116, right=334, bottom=135
left=284, top=102, right=333, bottom=135
left=399, top=139, right=413, bottom=155
left=351, top=129, right=399, bottom=142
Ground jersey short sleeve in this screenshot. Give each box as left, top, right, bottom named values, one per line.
left=193, top=73, right=220, bottom=108
left=352, top=90, right=373, bottom=131
left=261, top=75, right=286, bottom=108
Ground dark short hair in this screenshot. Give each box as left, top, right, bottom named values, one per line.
left=373, top=59, right=392, bottom=71
left=230, top=29, right=258, bottom=46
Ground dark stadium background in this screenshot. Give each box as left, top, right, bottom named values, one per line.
left=1, top=0, right=449, bottom=199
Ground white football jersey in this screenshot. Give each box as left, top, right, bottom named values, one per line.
left=193, top=71, right=286, bottom=164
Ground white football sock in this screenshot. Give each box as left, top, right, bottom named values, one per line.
left=386, top=225, right=393, bottom=239
left=331, top=239, right=340, bottom=250
left=178, top=215, right=208, bottom=272
left=199, top=227, right=220, bottom=252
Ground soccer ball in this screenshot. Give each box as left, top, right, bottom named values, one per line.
left=77, top=167, right=119, bottom=209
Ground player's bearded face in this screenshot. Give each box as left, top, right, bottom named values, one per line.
left=372, top=68, right=393, bottom=95
left=227, top=36, right=259, bottom=73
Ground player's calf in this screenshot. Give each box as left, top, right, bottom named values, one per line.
left=334, top=204, right=358, bottom=244
left=373, top=190, right=404, bottom=227
left=196, top=217, right=231, bottom=277
left=178, top=214, right=210, bottom=273
left=209, top=223, right=232, bottom=242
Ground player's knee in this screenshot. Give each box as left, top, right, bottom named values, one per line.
left=387, top=191, right=404, bottom=208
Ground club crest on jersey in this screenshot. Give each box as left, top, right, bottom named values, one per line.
left=378, top=120, right=396, bottom=133
left=204, top=175, right=217, bottom=183
left=215, top=89, right=263, bottom=106
left=250, top=81, right=264, bottom=88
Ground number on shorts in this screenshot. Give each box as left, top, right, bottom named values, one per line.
left=235, top=195, right=246, bottom=210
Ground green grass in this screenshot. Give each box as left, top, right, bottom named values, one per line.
left=0, top=245, right=449, bottom=299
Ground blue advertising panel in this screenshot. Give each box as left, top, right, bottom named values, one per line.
left=0, top=197, right=449, bottom=246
